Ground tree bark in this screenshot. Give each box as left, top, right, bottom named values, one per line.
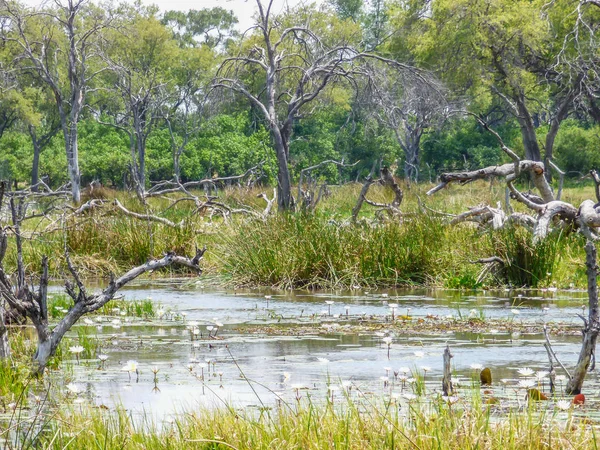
left=566, top=241, right=599, bottom=395
left=442, top=344, right=453, bottom=396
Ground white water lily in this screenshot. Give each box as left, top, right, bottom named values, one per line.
left=518, top=379, right=536, bottom=389
left=556, top=400, right=571, bottom=411
left=317, top=357, right=330, bottom=363
left=69, top=345, right=84, bottom=354
left=470, top=363, right=483, bottom=370
left=382, top=337, right=393, bottom=345
left=535, top=371, right=549, bottom=381
left=66, top=383, right=82, bottom=394
left=98, top=354, right=108, bottom=361
left=511, top=309, right=520, bottom=315
left=414, top=351, right=425, bottom=357
left=517, top=368, right=535, bottom=377
left=122, top=360, right=138, bottom=373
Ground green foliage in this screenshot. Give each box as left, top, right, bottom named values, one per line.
left=489, top=226, right=563, bottom=288
left=553, top=120, right=600, bottom=175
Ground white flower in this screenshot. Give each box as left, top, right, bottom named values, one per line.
left=555, top=375, right=567, bottom=382
left=421, top=366, right=431, bottom=373
left=122, top=360, right=138, bottom=372
left=264, top=295, right=272, bottom=299
left=157, top=309, right=165, bottom=318
left=69, top=346, right=84, bottom=354
left=517, top=368, right=535, bottom=377
left=325, top=300, right=334, bottom=305
left=518, top=379, right=536, bottom=389
left=389, top=303, right=398, bottom=309
left=98, top=354, right=108, bottom=361
left=403, top=393, right=417, bottom=400
left=414, top=351, right=425, bottom=358
left=382, top=337, right=393, bottom=345
left=535, top=371, right=549, bottom=381
left=83, top=318, right=94, bottom=325
left=66, top=383, right=82, bottom=394
left=398, top=367, right=410, bottom=374
left=470, top=363, right=483, bottom=370
left=556, top=400, right=571, bottom=411
left=317, top=357, right=330, bottom=363
left=381, top=293, right=389, bottom=298
left=511, top=309, right=520, bottom=315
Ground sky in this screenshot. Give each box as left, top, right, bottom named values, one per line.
left=23, top=0, right=320, bottom=32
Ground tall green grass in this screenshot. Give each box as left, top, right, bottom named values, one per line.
left=31, top=394, right=597, bottom=449
left=2, top=184, right=594, bottom=289
left=218, top=213, right=453, bottom=289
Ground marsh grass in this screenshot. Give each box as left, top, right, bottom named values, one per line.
left=490, top=226, right=571, bottom=288
left=3, top=182, right=595, bottom=289
left=30, top=391, right=597, bottom=449
left=218, top=213, right=452, bottom=289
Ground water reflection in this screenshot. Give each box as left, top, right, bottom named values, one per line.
left=52, top=283, right=594, bottom=421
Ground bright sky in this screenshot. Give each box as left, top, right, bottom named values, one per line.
left=142, top=0, right=321, bottom=31
left=22, top=0, right=320, bottom=32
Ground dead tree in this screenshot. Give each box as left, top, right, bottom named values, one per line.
left=297, top=160, right=358, bottom=212
left=566, top=240, right=599, bottom=395
left=429, top=116, right=600, bottom=395
left=352, top=165, right=403, bottom=221
left=3, top=0, right=115, bottom=203
left=0, top=231, right=205, bottom=374
left=427, top=117, right=600, bottom=241
left=213, top=0, right=416, bottom=211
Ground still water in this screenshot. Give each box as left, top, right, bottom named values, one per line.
left=56, top=282, right=596, bottom=421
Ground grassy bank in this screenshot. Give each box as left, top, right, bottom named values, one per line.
left=6, top=392, right=596, bottom=449
left=4, top=181, right=593, bottom=289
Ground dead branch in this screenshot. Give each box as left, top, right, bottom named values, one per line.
left=0, top=243, right=205, bottom=374
left=297, top=159, right=358, bottom=211
left=363, top=167, right=404, bottom=218
left=113, top=199, right=183, bottom=229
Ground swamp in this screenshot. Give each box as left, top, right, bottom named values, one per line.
left=2, top=0, right=600, bottom=448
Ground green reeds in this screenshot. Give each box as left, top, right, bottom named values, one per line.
left=30, top=392, right=597, bottom=449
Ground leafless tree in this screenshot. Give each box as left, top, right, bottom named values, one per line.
left=0, top=181, right=205, bottom=373
left=428, top=116, right=600, bottom=394
left=2, top=0, right=114, bottom=203
left=213, top=0, right=412, bottom=210
left=366, top=66, right=452, bottom=182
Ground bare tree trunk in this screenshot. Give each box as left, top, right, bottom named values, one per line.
left=66, top=125, right=81, bottom=204
left=566, top=241, right=599, bottom=395
left=31, top=133, right=41, bottom=192
left=0, top=304, right=9, bottom=359
left=442, top=344, right=453, bottom=396
left=273, top=129, right=293, bottom=210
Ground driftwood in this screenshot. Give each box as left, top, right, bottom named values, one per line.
left=428, top=118, right=600, bottom=241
